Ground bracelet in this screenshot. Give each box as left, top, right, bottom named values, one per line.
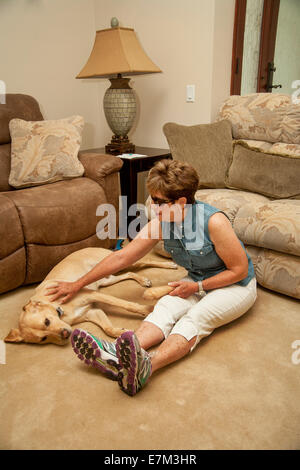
left=197, top=280, right=206, bottom=297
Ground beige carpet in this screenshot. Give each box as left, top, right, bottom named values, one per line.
left=0, top=250, right=300, bottom=450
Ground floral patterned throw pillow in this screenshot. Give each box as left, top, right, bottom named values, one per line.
left=9, top=115, right=84, bottom=188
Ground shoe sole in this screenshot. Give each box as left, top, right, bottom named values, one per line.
left=71, top=328, right=119, bottom=381
left=116, top=331, right=139, bottom=396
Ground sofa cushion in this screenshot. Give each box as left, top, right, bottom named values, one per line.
left=234, top=200, right=300, bottom=256
left=269, top=142, right=300, bottom=157
left=240, top=140, right=300, bottom=158
left=246, top=246, right=300, bottom=299
left=145, top=189, right=270, bottom=225
left=281, top=103, right=300, bottom=144
left=9, top=116, right=85, bottom=188
left=217, top=93, right=291, bottom=143
left=25, top=234, right=111, bottom=285
left=0, top=94, right=43, bottom=145
left=163, top=120, right=232, bottom=188
left=241, top=140, right=273, bottom=152
left=146, top=188, right=271, bottom=226
left=0, top=248, right=26, bottom=294
left=226, top=142, right=300, bottom=199
left=3, top=177, right=107, bottom=246
left=0, top=195, right=24, bottom=259
left=194, top=188, right=270, bottom=224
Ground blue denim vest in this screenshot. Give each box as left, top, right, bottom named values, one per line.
left=162, top=200, right=255, bottom=287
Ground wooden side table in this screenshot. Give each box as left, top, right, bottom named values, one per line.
left=82, top=146, right=171, bottom=237
left=83, top=146, right=171, bottom=205
left=118, top=147, right=172, bottom=207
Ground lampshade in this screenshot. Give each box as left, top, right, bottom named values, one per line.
left=76, top=27, right=162, bottom=78
left=76, top=23, right=162, bottom=155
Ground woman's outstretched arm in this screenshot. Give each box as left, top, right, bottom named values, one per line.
left=46, top=218, right=161, bottom=303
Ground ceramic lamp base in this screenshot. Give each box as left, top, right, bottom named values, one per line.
left=104, top=76, right=136, bottom=155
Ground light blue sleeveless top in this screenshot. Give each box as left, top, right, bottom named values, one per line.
left=161, top=200, right=255, bottom=287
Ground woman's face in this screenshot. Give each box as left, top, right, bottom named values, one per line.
left=150, top=191, right=186, bottom=223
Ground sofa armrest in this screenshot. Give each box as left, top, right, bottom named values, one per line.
left=78, top=152, right=123, bottom=188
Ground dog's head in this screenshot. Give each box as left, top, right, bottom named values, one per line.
left=4, top=300, right=72, bottom=345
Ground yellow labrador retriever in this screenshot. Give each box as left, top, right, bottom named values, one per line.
left=4, top=247, right=177, bottom=345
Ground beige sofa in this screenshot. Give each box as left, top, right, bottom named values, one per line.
left=157, top=93, right=300, bottom=300
left=0, top=94, right=123, bottom=294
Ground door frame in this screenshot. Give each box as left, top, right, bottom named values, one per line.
left=231, top=0, right=281, bottom=95
left=230, top=0, right=247, bottom=95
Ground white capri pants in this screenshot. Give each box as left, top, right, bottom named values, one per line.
left=144, top=276, right=257, bottom=351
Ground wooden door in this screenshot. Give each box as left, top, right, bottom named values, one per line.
left=257, top=0, right=280, bottom=92
left=231, top=0, right=280, bottom=95
left=230, top=0, right=247, bottom=95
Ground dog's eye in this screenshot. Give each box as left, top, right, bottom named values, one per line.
left=41, top=336, right=47, bottom=342
left=44, top=318, right=50, bottom=327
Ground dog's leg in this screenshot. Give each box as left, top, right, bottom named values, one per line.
left=142, top=285, right=174, bottom=300
left=78, top=291, right=151, bottom=317
left=133, top=260, right=178, bottom=269
left=96, top=272, right=152, bottom=288
left=84, top=308, right=129, bottom=338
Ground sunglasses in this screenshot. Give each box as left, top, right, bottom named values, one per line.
left=151, top=196, right=174, bottom=206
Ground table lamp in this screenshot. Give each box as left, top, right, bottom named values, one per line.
left=76, top=18, right=162, bottom=155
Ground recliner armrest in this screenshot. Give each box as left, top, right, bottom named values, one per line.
left=78, top=152, right=123, bottom=188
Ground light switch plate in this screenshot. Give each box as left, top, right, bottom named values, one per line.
left=186, top=85, right=195, bottom=102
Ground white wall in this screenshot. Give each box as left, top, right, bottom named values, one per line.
left=211, top=0, right=235, bottom=120
left=0, top=0, right=101, bottom=149
left=94, top=0, right=215, bottom=148
left=0, top=0, right=235, bottom=150
left=94, top=0, right=235, bottom=148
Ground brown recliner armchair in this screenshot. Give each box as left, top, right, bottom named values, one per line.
left=0, top=94, right=123, bottom=294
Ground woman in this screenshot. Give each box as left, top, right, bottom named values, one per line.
left=46, top=159, right=257, bottom=397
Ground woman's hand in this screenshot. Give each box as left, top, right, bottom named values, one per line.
left=168, top=281, right=198, bottom=299
left=45, top=281, right=81, bottom=304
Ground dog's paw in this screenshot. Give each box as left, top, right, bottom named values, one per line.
left=142, top=278, right=152, bottom=287
left=143, top=285, right=173, bottom=300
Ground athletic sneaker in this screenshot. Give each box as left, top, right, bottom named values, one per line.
left=116, top=331, right=152, bottom=396
left=71, top=328, right=120, bottom=381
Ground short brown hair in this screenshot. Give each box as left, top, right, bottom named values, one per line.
left=146, top=159, right=199, bottom=204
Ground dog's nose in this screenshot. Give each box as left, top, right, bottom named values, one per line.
left=61, top=328, right=71, bottom=340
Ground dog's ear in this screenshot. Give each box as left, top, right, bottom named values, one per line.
left=4, top=328, right=24, bottom=343
left=22, top=301, right=31, bottom=311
